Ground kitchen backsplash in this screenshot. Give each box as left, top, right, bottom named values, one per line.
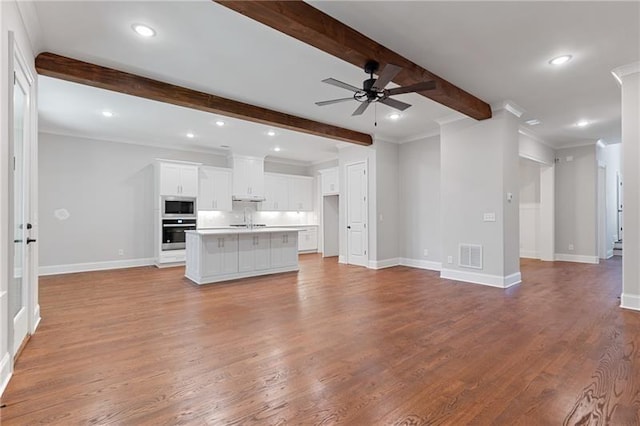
left=198, top=201, right=317, bottom=228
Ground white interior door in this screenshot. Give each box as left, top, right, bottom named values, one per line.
left=346, top=162, right=368, bottom=266
left=9, top=48, right=32, bottom=358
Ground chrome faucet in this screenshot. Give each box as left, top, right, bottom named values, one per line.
left=243, top=207, right=253, bottom=229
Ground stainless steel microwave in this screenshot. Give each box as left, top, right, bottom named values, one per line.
left=162, top=196, right=196, bottom=218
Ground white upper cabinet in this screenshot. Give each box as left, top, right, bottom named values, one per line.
left=321, top=168, right=339, bottom=195
left=199, top=167, right=232, bottom=211
left=229, top=155, right=264, bottom=201
left=262, top=174, right=289, bottom=211
left=158, top=161, right=199, bottom=197
left=288, top=176, right=313, bottom=211
left=260, top=173, right=313, bottom=211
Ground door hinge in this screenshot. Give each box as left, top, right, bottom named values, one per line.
left=13, top=71, right=17, bottom=84
left=13, top=156, right=16, bottom=171
left=364, top=250, right=367, bottom=255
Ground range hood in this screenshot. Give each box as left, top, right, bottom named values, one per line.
left=232, top=195, right=266, bottom=202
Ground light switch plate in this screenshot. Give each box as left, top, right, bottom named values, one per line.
left=483, top=212, right=496, bottom=222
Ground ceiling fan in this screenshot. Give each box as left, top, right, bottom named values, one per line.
left=315, top=60, right=436, bottom=116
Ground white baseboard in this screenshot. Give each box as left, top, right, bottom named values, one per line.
left=399, top=258, right=442, bottom=272
left=39, top=258, right=155, bottom=276
left=32, top=304, right=41, bottom=334
left=519, top=250, right=539, bottom=259
left=368, top=258, right=400, bottom=269
left=606, top=249, right=614, bottom=259
left=338, top=255, right=347, bottom=264
left=621, top=293, right=640, bottom=311
left=440, top=268, right=522, bottom=288
left=0, top=352, right=12, bottom=397
left=554, top=254, right=599, bottom=264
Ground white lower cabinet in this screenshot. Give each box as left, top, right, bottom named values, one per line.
left=203, top=235, right=238, bottom=276
left=186, top=230, right=299, bottom=284
left=239, top=234, right=271, bottom=272
left=271, top=232, right=298, bottom=268
left=298, top=227, right=318, bottom=252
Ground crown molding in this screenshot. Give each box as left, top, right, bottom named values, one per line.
left=434, top=112, right=468, bottom=126
left=397, top=129, right=441, bottom=144
left=518, top=127, right=555, bottom=149
left=612, top=61, right=640, bottom=85
left=492, top=100, right=525, bottom=118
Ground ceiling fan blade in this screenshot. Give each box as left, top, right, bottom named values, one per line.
left=315, top=97, right=354, bottom=106
left=380, top=97, right=412, bottom=111
left=322, top=78, right=361, bottom=93
left=352, top=101, right=371, bottom=116
left=372, top=63, right=402, bottom=90
left=386, top=81, right=436, bottom=96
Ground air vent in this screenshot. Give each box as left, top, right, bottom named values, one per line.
left=459, top=244, right=482, bottom=269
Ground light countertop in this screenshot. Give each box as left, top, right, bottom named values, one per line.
left=187, top=228, right=301, bottom=236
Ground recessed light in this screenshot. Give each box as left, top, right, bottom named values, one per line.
left=215, top=120, right=225, bottom=127
left=549, top=55, right=572, bottom=66
left=186, top=132, right=195, bottom=138
left=576, top=120, right=590, bottom=127
left=102, top=110, right=113, bottom=118
left=132, top=24, right=156, bottom=38
left=388, top=113, right=401, bottom=120
left=525, top=119, right=540, bottom=126
left=220, top=145, right=230, bottom=149
left=267, top=130, right=276, bottom=136
left=274, top=147, right=281, bottom=152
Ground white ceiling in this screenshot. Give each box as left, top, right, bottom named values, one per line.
left=31, top=0, right=639, bottom=161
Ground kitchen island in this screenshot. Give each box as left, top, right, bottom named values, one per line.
left=185, top=228, right=299, bottom=284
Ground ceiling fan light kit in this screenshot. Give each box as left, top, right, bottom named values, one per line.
left=316, top=60, right=436, bottom=116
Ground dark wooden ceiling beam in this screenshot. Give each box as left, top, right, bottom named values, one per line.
left=215, top=0, right=492, bottom=121
left=35, top=52, right=373, bottom=146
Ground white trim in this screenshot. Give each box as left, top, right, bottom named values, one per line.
left=338, top=255, right=347, bottom=264
left=397, top=129, right=440, bottom=144
left=518, top=128, right=555, bottom=150
left=155, top=158, right=202, bottom=166
left=621, top=293, right=640, bottom=311
left=520, top=250, right=539, bottom=259
left=399, top=258, right=442, bottom=272
left=32, top=304, right=41, bottom=334
left=440, top=268, right=522, bottom=288
left=0, top=352, right=12, bottom=397
left=434, top=112, right=468, bottom=126
left=612, top=62, right=640, bottom=82
left=492, top=100, right=525, bottom=118
left=39, top=258, right=155, bottom=276
left=40, top=129, right=230, bottom=157
left=554, top=254, right=599, bottom=264
left=555, top=140, right=598, bottom=150
left=264, top=156, right=313, bottom=167
left=368, top=258, right=400, bottom=270
left=606, top=249, right=614, bottom=259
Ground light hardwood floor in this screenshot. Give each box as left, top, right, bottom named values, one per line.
left=1, top=255, right=639, bottom=425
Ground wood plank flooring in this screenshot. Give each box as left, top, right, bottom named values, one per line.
left=1, top=255, right=639, bottom=425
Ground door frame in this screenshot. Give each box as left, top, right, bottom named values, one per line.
left=344, top=160, right=368, bottom=266
left=7, top=32, right=37, bottom=360
left=597, top=163, right=608, bottom=259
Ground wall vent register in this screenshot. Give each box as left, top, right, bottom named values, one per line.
left=459, top=244, right=483, bottom=269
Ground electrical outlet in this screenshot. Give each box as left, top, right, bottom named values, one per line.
left=423, top=249, right=429, bottom=257
left=447, top=256, right=453, bottom=264
left=118, top=249, right=124, bottom=256
left=568, top=244, right=574, bottom=251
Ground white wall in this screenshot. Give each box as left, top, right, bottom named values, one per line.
left=519, top=130, right=555, bottom=165
left=440, top=109, right=520, bottom=287
left=1, top=0, right=39, bottom=396
left=554, top=144, right=598, bottom=263
left=374, top=140, right=399, bottom=263
left=398, top=135, right=441, bottom=268
left=616, top=64, right=640, bottom=311
left=37, top=134, right=259, bottom=269
left=519, top=158, right=540, bottom=258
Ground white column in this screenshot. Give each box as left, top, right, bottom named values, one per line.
left=539, top=164, right=555, bottom=261
left=439, top=102, right=523, bottom=288
left=613, top=62, right=640, bottom=311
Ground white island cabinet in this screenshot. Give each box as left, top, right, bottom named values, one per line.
left=185, top=228, right=299, bottom=284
